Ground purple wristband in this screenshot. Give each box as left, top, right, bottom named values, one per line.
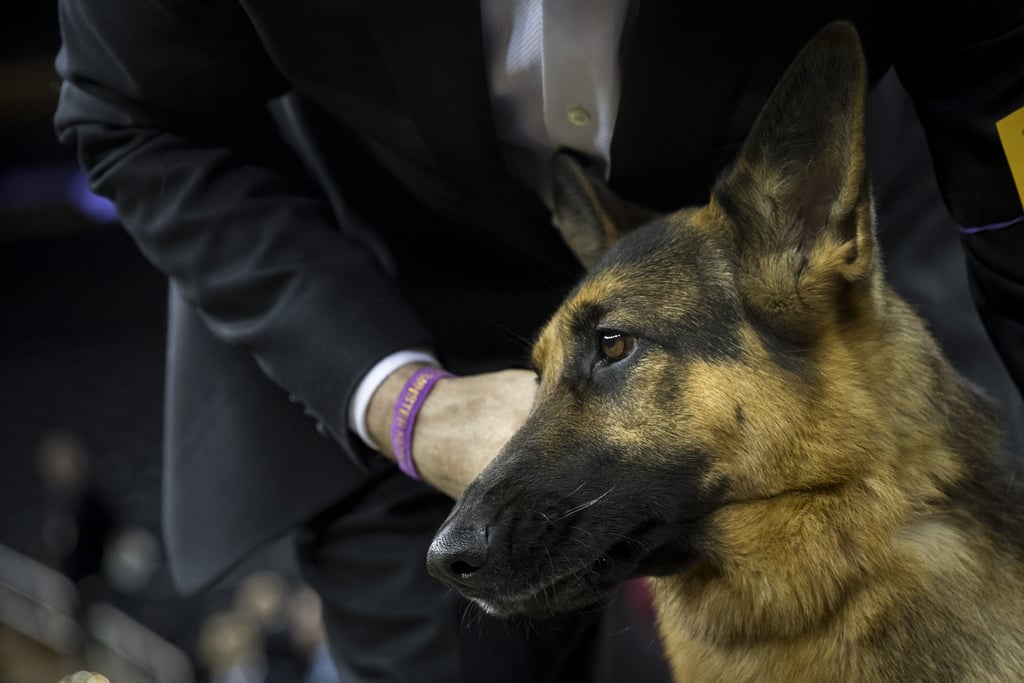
left=391, top=367, right=452, bottom=480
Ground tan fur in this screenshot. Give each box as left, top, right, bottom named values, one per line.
left=431, top=21, right=1024, bottom=682
left=535, top=21, right=1024, bottom=681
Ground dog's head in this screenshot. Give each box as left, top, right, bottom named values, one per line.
left=428, top=22, right=915, bottom=619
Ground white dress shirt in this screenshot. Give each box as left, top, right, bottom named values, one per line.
left=481, top=0, right=628, bottom=204
left=349, top=0, right=628, bottom=450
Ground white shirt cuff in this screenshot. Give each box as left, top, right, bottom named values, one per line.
left=347, top=348, right=441, bottom=451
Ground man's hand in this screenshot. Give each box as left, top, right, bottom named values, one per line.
left=366, top=364, right=537, bottom=498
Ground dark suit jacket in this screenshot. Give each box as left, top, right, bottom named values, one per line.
left=54, top=0, right=1024, bottom=593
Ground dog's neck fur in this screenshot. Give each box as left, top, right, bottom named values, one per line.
left=541, top=21, right=1024, bottom=680
left=650, top=289, right=1018, bottom=680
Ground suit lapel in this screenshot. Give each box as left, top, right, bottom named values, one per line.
left=364, top=1, right=508, bottom=188
left=610, top=0, right=770, bottom=210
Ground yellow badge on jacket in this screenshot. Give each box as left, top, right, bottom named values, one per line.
left=997, top=105, right=1024, bottom=211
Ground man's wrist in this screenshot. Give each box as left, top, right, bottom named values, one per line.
left=365, top=361, right=438, bottom=460
left=348, top=349, right=439, bottom=450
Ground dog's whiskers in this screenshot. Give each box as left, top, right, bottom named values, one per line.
left=557, top=482, right=588, bottom=504
left=457, top=595, right=485, bottom=632
left=585, top=526, right=650, bottom=551
left=550, top=486, right=615, bottom=522
left=541, top=545, right=558, bottom=615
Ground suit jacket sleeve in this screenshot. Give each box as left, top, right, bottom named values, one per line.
left=894, top=0, right=1024, bottom=398
left=53, top=0, right=436, bottom=458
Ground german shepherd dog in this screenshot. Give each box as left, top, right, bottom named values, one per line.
left=427, top=21, right=1024, bottom=681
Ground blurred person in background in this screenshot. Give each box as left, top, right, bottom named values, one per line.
left=35, top=430, right=117, bottom=595
left=54, top=1, right=1024, bottom=681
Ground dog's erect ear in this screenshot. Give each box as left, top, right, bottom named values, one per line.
left=716, top=21, right=876, bottom=332
left=550, top=152, right=658, bottom=269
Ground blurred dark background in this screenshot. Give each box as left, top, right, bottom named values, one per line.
left=1, top=7, right=335, bottom=683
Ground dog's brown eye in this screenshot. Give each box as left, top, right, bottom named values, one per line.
left=599, top=332, right=636, bottom=363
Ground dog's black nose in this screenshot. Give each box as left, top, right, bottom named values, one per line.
left=427, top=523, right=490, bottom=583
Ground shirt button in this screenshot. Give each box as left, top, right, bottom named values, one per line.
left=567, top=105, right=591, bottom=126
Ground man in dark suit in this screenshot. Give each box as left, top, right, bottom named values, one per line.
left=54, top=1, right=1024, bottom=681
